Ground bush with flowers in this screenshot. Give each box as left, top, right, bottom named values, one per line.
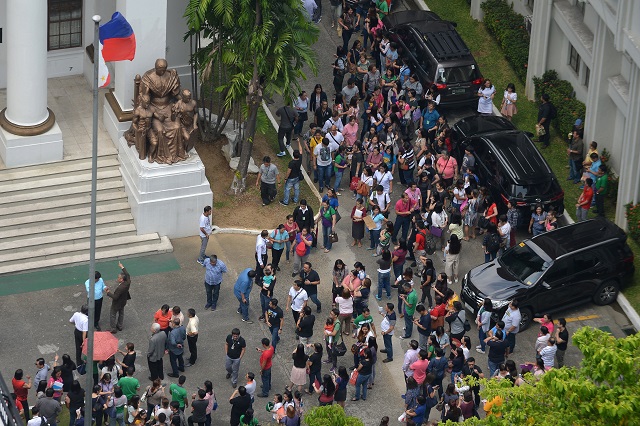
left=625, top=202, right=640, bottom=242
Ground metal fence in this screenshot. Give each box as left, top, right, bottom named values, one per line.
left=0, top=373, right=22, bottom=426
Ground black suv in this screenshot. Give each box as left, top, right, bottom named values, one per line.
left=452, top=115, right=565, bottom=219
left=384, top=11, right=483, bottom=108
left=461, top=218, right=635, bottom=330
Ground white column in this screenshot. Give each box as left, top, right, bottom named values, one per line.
left=0, top=0, right=63, bottom=167
left=103, top=0, right=168, bottom=144
left=5, top=0, right=49, bottom=127
left=525, top=0, right=553, bottom=100
left=470, top=0, right=486, bottom=21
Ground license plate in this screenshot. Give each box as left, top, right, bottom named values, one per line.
left=451, top=88, right=467, bottom=95
left=464, top=302, right=475, bottom=313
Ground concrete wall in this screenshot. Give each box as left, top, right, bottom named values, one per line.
left=165, top=0, right=192, bottom=92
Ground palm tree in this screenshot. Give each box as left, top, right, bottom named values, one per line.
left=185, top=0, right=319, bottom=193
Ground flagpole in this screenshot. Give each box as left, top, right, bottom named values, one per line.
left=84, top=15, right=101, bottom=426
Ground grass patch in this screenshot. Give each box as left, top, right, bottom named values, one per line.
left=424, top=0, right=640, bottom=313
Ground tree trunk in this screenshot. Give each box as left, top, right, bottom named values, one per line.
left=232, top=1, right=263, bottom=194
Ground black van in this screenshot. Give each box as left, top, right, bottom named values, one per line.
left=384, top=11, right=483, bottom=108
left=452, top=116, right=565, bottom=219
left=461, top=218, right=635, bottom=330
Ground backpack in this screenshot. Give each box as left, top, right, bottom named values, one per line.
left=487, top=232, right=502, bottom=253
left=295, top=240, right=307, bottom=257
left=549, top=103, right=557, bottom=119
left=319, top=146, right=331, bottom=162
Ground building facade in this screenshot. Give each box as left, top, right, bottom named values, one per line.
left=473, top=0, right=640, bottom=228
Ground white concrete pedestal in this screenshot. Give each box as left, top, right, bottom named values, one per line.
left=118, top=136, right=213, bottom=238
left=104, top=102, right=132, bottom=147
left=0, top=123, right=63, bottom=167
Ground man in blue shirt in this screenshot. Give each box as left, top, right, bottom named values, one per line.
left=234, top=268, right=257, bottom=324
left=85, top=271, right=105, bottom=330
left=203, top=255, right=228, bottom=311
left=420, top=101, right=440, bottom=145
left=166, top=318, right=186, bottom=378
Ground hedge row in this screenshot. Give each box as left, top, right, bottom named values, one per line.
left=481, top=0, right=530, bottom=82
left=533, top=69, right=587, bottom=138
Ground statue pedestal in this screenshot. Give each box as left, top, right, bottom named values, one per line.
left=118, top=136, right=213, bottom=238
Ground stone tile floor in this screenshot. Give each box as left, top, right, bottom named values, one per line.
left=0, top=75, right=118, bottom=170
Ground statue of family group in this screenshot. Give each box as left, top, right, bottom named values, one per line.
left=124, top=59, right=198, bottom=165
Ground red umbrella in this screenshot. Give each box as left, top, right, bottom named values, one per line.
left=82, top=331, right=119, bottom=361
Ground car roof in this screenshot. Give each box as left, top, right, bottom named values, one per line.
left=475, top=131, right=551, bottom=180
left=383, top=10, right=443, bottom=30
left=531, top=218, right=626, bottom=258
left=454, top=115, right=516, bottom=139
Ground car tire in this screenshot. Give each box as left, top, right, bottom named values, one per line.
left=556, top=202, right=565, bottom=215
left=593, top=280, right=619, bottom=305
left=518, top=307, right=532, bottom=332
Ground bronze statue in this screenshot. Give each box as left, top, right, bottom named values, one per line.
left=124, top=59, right=198, bottom=164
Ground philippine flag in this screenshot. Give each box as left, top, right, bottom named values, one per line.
left=98, top=12, right=136, bottom=88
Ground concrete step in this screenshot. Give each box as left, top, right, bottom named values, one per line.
left=0, top=154, right=119, bottom=183
left=0, top=212, right=134, bottom=243
left=0, top=168, right=122, bottom=196
left=0, top=222, right=137, bottom=252
left=0, top=180, right=125, bottom=206
left=0, top=233, right=164, bottom=265
left=0, top=189, right=127, bottom=220
left=0, top=236, right=173, bottom=275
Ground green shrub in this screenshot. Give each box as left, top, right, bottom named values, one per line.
left=533, top=70, right=587, bottom=137
left=303, top=405, right=364, bottom=426
left=625, top=203, right=640, bottom=243
left=481, top=0, right=530, bottom=82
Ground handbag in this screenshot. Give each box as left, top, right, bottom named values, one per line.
left=77, top=363, right=87, bottom=375
left=333, top=341, right=348, bottom=357
left=330, top=232, right=339, bottom=243
left=536, top=124, right=546, bottom=136
left=349, top=176, right=360, bottom=191
left=334, top=210, right=342, bottom=224
left=348, top=370, right=359, bottom=386
left=140, top=387, right=149, bottom=404
left=430, top=226, right=443, bottom=238
left=478, top=216, right=490, bottom=229
left=435, top=398, right=445, bottom=411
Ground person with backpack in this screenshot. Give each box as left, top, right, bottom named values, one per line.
left=536, top=93, right=556, bottom=149
left=313, top=139, right=335, bottom=193
left=482, top=223, right=501, bottom=263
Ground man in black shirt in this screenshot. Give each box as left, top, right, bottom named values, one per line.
left=414, top=304, right=431, bottom=350
left=280, top=150, right=303, bottom=206
left=554, top=318, right=569, bottom=368
left=265, top=299, right=284, bottom=352
left=485, top=330, right=509, bottom=377
left=307, top=342, right=323, bottom=394
left=536, top=93, right=553, bottom=148
left=225, top=328, right=246, bottom=388
left=292, top=200, right=314, bottom=233
left=296, top=306, right=316, bottom=350
left=228, top=386, right=252, bottom=426
left=188, top=389, right=208, bottom=426
left=299, top=262, right=322, bottom=312
left=460, top=357, right=484, bottom=407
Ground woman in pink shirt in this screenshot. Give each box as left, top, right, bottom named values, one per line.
left=436, top=151, right=458, bottom=188
left=366, top=146, right=383, bottom=170
left=343, top=116, right=359, bottom=147
left=409, top=350, right=429, bottom=385
left=404, top=182, right=422, bottom=211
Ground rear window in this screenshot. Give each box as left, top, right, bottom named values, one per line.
left=437, top=65, right=480, bottom=84
left=499, top=244, right=549, bottom=285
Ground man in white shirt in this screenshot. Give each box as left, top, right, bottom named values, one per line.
left=322, top=112, right=344, bottom=133
left=27, top=406, right=46, bottom=426
left=255, top=230, right=269, bottom=284
left=69, top=305, right=88, bottom=366
left=325, top=125, right=344, bottom=149
left=539, top=338, right=557, bottom=369
left=497, top=214, right=511, bottom=256
left=402, top=340, right=420, bottom=380
left=286, top=280, right=308, bottom=332
left=373, top=164, right=393, bottom=194
left=313, top=138, right=336, bottom=192
left=185, top=308, right=199, bottom=367
left=370, top=185, right=391, bottom=216
left=197, top=206, right=213, bottom=265
left=501, top=299, right=521, bottom=355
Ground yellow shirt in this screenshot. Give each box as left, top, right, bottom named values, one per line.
left=447, top=293, right=460, bottom=311
left=584, top=148, right=598, bottom=163
left=309, top=136, right=322, bottom=153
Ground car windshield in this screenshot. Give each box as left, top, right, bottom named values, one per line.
left=437, top=65, right=479, bottom=84
left=499, top=243, right=548, bottom=285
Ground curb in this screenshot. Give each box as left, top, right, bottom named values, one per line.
left=211, top=226, right=261, bottom=235
left=561, top=211, right=640, bottom=332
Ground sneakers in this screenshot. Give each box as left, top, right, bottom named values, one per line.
left=242, top=318, right=254, bottom=324
left=276, top=151, right=286, bottom=157
left=475, top=345, right=482, bottom=349
left=279, top=200, right=289, bottom=206
left=476, top=348, right=485, bottom=354
left=259, top=316, right=265, bottom=322
left=375, top=296, right=382, bottom=301
left=196, top=259, right=204, bottom=265
left=236, top=309, right=241, bottom=314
